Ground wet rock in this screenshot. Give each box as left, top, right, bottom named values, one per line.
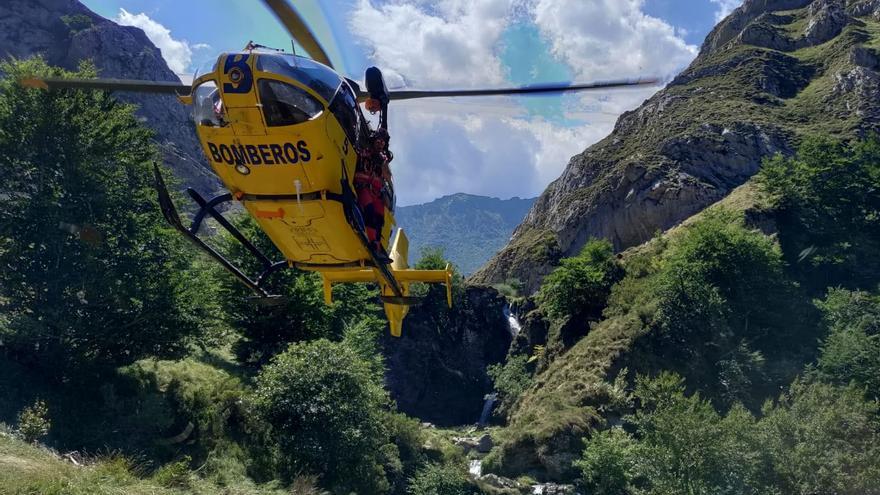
left=382, top=286, right=512, bottom=425
left=531, top=483, right=577, bottom=495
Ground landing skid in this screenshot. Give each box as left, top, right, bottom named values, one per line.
left=153, top=163, right=285, bottom=301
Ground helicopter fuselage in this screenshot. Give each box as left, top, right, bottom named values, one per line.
left=189, top=51, right=393, bottom=267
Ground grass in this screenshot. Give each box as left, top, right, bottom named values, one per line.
left=0, top=426, right=287, bottom=495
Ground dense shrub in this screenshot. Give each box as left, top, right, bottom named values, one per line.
left=536, top=239, right=622, bottom=322
left=650, top=209, right=815, bottom=406
left=577, top=373, right=880, bottom=495
left=407, top=462, right=477, bottom=495
left=16, top=399, right=50, bottom=443
left=487, top=354, right=533, bottom=416
left=574, top=427, right=639, bottom=495
left=757, top=136, right=880, bottom=290
left=760, top=378, right=880, bottom=494
left=815, top=288, right=880, bottom=398
left=252, top=339, right=392, bottom=494
left=0, top=58, right=217, bottom=375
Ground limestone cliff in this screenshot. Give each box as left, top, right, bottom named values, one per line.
left=0, top=0, right=218, bottom=192
left=472, top=0, right=880, bottom=293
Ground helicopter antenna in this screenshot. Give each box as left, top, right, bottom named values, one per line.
left=291, top=40, right=296, bottom=56
left=244, top=40, right=285, bottom=52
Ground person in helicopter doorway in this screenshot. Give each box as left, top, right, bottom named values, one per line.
left=354, top=127, right=394, bottom=264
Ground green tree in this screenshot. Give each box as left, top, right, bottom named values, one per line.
left=757, top=136, right=880, bottom=290
left=652, top=209, right=814, bottom=405
left=627, top=373, right=767, bottom=495
left=575, top=427, right=639, bottom=495
left=0, top=58, right=216, bottom=375
left=760, top=378, right=880, bottom=494
left=17, top=399, right=51, bottom=443
left=252, top=339, right=392, bottom=494
left=536, top=238, right=623, bottom=322
left=815, top=288, right=880, bottom=398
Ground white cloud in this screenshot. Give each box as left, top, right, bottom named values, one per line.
left=710, top=0, right=743, bottom=22
left=349, top=0, right=697, bottom=205
left=533, top=0, right=697, bottom=80
left=115, top=8, right=194, bottom=74
left=386, top=105, right=611, bottom=205
left=349, top=0, right=512, bottom=87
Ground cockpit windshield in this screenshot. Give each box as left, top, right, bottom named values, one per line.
left=256, top=54, right=342, bottom=104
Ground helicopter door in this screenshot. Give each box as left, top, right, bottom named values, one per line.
left=218, top=54, right=266, bottom=136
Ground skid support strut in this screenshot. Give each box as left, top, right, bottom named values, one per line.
left=152, top=163, right=286, bottom=300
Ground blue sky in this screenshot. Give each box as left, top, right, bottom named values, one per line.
left=80, top=0, right=741, bottom=205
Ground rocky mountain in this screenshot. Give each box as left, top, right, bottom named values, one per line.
left=395, top=194, right=535, bottom=276
left=472, top=0, right=880, bottom=293
left=382, top=285, right=513, bottom=425
left=0, top=0, right=218, bottom=193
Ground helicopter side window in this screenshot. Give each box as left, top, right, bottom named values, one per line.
left=329, top=80, right=360, bottom=146
left=193, top=80, right=225, bottom=127
left=258, top=79, right=323, bottom=127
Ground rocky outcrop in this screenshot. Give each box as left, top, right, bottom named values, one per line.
left=472, top=0, right=880, bottom=293
left=382, top=285, right=512, bottom=425
left=0, top=0, right=218, bottom=193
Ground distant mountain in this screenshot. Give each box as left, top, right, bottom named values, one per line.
left=0, top=0, right=219, bottom=194
left=395, top=194, right=535, bottom=276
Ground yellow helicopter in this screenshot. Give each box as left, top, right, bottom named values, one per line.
left=22, top=0, right=657, bottom=336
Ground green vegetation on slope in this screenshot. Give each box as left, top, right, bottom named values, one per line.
left=486, top=135, right=880, bottom=485
left=577, top=374, right=880, bottom=495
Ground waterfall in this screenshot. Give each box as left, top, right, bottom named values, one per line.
left=503, top=304, right=522, bottom=336
left=478, top=392, right=497, bottom=427
left=469, top=459, right=482, bottom=477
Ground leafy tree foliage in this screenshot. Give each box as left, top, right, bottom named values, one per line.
left=251, top=339, right=392, bottom=494
left=760, top=378, right=880, bottom=495
left=574, top=427, right=639, bottom=495
left=815, top=288, right=880, bottom=398
left=578, top=373, right=880, bottom=495
left=219, top=216, right=379, bottom=366
left=0, top=58, right=216, bottom=375
left=406, top=462, right=477, bottom=495
left=757, top=136, right=880, bottom=290
left=17, top=399, right=51, bottom=443
left=536, top=239, right=622, bottom=322
left=487, top=354, right=533, bottom=416
left=651, top=209, right=815, bottom=406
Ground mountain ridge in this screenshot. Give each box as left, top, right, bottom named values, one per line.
left=395, top=193, right=535, bottom=275
left=0, top=0, right=219, bottom=193
left=472, top=0, right=880, bottom=293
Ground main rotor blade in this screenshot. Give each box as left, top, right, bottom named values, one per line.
left=382, top=78, right=661, bottom=102
left=20, top=77, right=190, bottom=95
left=261, top=0, right=334, bottom=69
